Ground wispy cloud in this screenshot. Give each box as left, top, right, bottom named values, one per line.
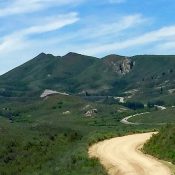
left=0, top=0, right=82, bottom=17
left=0, top=12, right=79, bottom=52
left=0, top=12, right=149, bottom=58
left=18, top=13, right=79, bottom=36
left=78, top=25, right=175, bottom=55
left=83, top=14, right=146, bottom=39
left=47, top=14, right=147, bottom=44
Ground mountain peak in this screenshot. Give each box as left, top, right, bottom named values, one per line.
left=36, top=52, right=47, bottom=57
left=35, top=52, right=57, bottom=60
left=62, top=52, right=99, bottom=62
left=103, top=54, right=128, bottom=60
left=63, top=52, right=86, bottom=58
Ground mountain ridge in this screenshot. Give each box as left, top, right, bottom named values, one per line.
left=0, top=52, right=175, bottom=104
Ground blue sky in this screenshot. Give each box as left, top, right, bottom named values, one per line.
left=1, top=0, right=175, bottom=74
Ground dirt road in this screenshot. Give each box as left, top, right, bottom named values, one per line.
left=120, top=112, right=150, bottom=125
left=89, top=132, right=171, bottom=175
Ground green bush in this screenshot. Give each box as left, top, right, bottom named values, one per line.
left=143, top=124, right=175, bottom=163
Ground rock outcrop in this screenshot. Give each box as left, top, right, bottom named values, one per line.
left=103, top=55, right=135, bottom=75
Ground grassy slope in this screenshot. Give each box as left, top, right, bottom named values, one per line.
left=0, top=52, right=99, bottom=96
left=1, top=53, right=175, bottom=175
left=127, top=55, right=175, bottom=86
left=143, top=125, right=175, bottom=164
left=122, top=55, right=175, bottom=103
left=129, top=108, right=175, bottom=124
left=0, top=94, right=156, bottom=175
left=1, top=53, right=175, bottom=102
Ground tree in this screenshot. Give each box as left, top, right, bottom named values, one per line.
left=147, top=102, right=154, bottom=108
left=123, top=101, right=144, bottom=110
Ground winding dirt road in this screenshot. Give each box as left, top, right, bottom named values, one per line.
left=120, top=112, right=150, bottom=125
left=89, top=132, right=171, bottom=175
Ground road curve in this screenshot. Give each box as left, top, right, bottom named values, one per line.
left=89, top=132, right=171, bottom=175
left=120, top=112, right=150, bottom=125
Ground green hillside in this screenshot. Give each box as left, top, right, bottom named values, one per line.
left=0, top=53, right=175, bottom=105
left=129, top=107, right=175, bottom=124
left=0, top=53, right=99, bottom=97
left=143, top=125, right=175, bottom=164
left=0, top=93, right=154, bottom=175
left=123, top=55, right=175, bottom=102
left=0, top=52, right=175, bottom=174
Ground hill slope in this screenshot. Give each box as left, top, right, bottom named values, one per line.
left=0, top=53, right=132, bottom=97
left=143, top=125, right=175, bottom=164
left=0, top=53, right=175, bottom=104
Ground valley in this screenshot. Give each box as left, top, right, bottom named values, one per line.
left=1, top=0, right=175, bottom=174
left=0, top=53, right=175, bottom=175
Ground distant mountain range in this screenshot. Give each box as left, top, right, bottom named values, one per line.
left=0, top=52, right=175, bottom=103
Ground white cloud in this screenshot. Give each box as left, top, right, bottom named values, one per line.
left=46, top=14, right=147, bottom=44
left=78, top=25, right=175, bottom=55
left=20, top=13, right=79, bottom=35
left=85, top=14, right=146, bottom=39
left=0, top=12, right=79, bottom=52
left=0, top=0, right=83, bottom=17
